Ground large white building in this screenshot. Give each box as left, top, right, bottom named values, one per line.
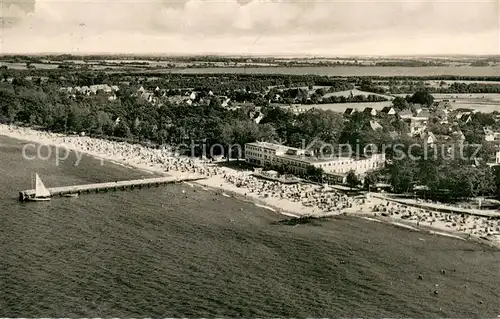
left=244, top=141, right=385, bottom=176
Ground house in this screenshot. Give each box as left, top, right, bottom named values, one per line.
left=496, top=150, right=500, bottom=164
left=155, top=86, right=160, bottom=92
left=244, top=141, right=386, bottom=177
left=370, top=120, right=383, bottom=131
left=344, top=108, right=357, bottom=115
left=455, top=109, right=475, bottom=124
left=483, top=127, right=500, bottom=141
left=398, top=109, right=413, bottom=119
left=363, top=108, right=377, bottom=116
left=189, top=92, right=197, bottom=100
left=389, top=131, right=399, bottom=139
left=108, top=94, right=117, bottom=101
left=421, top=131, right=436, bottom=146
left=138, top=86, right=146, bottom=93
left=456, top=107, right=475, bottom=113
left=451, top=130, right=466, bottom=143
left=59, top=87, right=73, bottom=93
left=413, top=109, right=431, bottom=122
left=80, top=86, right=91, bottom=95
left=141, top=92, right=154, bottom=103
left=221, top=98, right=231, bottom=108
left=381, top=106, right=396, bottom=115
left=433, top=100, right=452, bottom=110
left=111, top=85, right=120, bottom=92
left=254, top=112, right=265, bottom=124
left=102, top=84, right=112, bottom=93
left=413, top=104, right=423, bottom=114
left=433, top=109, right=449, bottom=124
left=463, top=114, right=473, bottom=124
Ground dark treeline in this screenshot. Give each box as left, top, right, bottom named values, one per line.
left=387, top=83, right=500, bottom=94
left=374, top=61, right=446, bottom=67
left=363, top=75, right=500, bottom=82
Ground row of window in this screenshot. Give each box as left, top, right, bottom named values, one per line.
left=246, top=151, right=263, bottom=158
left=246, top=150, right=385, bottom=172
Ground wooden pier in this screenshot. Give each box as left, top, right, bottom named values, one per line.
left=19, top=175, right=206, bottom=201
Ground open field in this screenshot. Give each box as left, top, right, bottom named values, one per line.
left=429, top=80, right=500, bottom=86
left=170, top=66, right=500, bottom=77
left=323, top=88, right=394, bottom=100
left=0, top=62, right=59, bottom=70
left=3, top=60, right=500, bottom=77
left=394, top=93, right=500, bottom=113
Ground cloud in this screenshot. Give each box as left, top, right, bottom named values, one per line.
left=1, top=0, right=499, bottom=55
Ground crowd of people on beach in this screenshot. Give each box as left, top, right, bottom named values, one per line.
left=221, top=172, right=363, bottom=213
left=2, top=124, right=500, bottom=246
left=372, top=202, right=500, bottom=239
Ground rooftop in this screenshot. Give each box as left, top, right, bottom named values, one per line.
left=246, top=141, right=289, bottom=151
left=278, top=153, right=357, bottom=164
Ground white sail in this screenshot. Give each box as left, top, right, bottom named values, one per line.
left=35, top=174, right=51, bottom=198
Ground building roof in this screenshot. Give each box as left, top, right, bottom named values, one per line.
left=381, top=106, right=395, bottom=113
left=246, top=141, right=288, bottom=151
left=414, top=109, right=431, bottom=119
left=398, top=109, right=413, bottom=117
left=344, top=108, right=357, bottom=115
left=484, top=127, right=495, bottom=135
left=433, top=109, right=448, bottom=118
left=420, top=131, right=436, bottom=141
left=370, top=120, right=383, bottom=131
left=456, top=108, right=475, bottom=113
left=389, top=131, right=399, bottom=139
left=278, top=152, right=372, bottom=164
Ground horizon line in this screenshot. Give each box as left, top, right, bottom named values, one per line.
left=1, top=52, right=499, bottom=58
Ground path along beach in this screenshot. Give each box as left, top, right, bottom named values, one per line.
left=1, top=124, right=499, bottom=249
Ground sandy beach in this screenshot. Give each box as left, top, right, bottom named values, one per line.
left=1, top=124, right=499, bottom=248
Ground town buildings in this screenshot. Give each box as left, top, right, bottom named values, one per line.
left=244, top=141, right=385, bottom=177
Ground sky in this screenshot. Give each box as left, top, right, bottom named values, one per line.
left=0, top=0, right=499, bottom=56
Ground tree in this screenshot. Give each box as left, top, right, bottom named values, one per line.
left=209, top=97, right=221, bottom=108
left=363, top=170, right=379, bottom=191
left=392, top=96, right=410, bottom=110
left=407, top=91, right=434, bottom=106
left=306, top=165, right=324, bottom=182
left=315, top=88, right=326, bottom=97
left=389, top=159, right=418, bottom=193
left=114, top=118, right=131, bottom=138
left=296, top=109, right=344, bottom=144
left=346, top=170, right=360, bottom=190
left=492, top=166, right=500, bottom=196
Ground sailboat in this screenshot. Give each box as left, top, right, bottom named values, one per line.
left=27, top=173, right=52, bottom=201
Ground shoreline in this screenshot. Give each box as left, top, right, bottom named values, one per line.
left=1, top=124, right=499, bottom=249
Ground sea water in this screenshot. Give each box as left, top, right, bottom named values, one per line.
left=1, top=136, right=499, bottom=317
